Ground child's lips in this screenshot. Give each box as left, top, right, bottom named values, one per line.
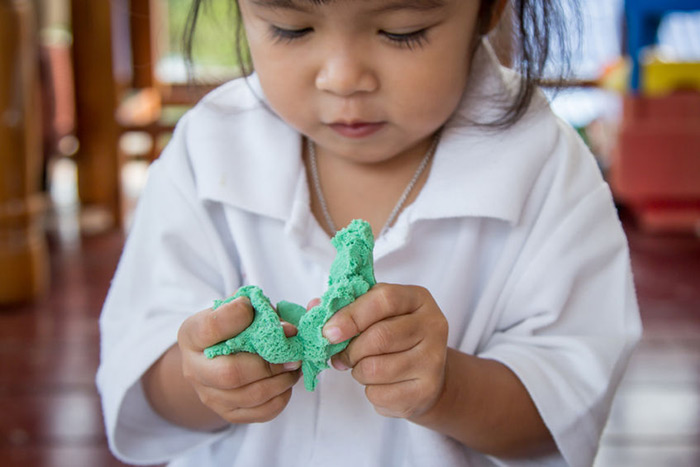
left=328, top=121, right=385, bottom=138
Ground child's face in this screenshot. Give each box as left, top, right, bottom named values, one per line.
left=239, top=0, right=481, bottom=163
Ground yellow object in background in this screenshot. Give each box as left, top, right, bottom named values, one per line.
left=643, top=59, right=700, bottom=96
left=598, top=54, right=700, bottom=97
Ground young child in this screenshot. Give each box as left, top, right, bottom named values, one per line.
left=97, top=0, right=641, bottom=465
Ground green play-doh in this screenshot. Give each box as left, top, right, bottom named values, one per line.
left=204, top=219, right=376, bottom=391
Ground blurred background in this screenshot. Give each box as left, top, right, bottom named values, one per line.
left=0, top=0, right=699, bottom=465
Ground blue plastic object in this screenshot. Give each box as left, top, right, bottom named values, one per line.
left=625, top=0, right=700, bottom=92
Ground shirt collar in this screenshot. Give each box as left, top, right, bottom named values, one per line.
left=187, top=75, right=302, bottom=221
left=410, top=41, right=560, bottom=226
left=188, top=40, right=559, bottom=228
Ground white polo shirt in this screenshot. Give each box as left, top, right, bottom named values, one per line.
left=97, top=42, right=641, bottom=467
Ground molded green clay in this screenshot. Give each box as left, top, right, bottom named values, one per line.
left=204, top=219, right=376, bottom=391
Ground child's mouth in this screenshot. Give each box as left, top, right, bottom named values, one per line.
left=328, top=121, right=385, bottom=138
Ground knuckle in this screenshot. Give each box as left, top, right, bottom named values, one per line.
left=370, top=323, right=394, bottom=354
left=219, top=361, right=245, bottom=388
left=356, top=356, right=380, bottom=381
left=415, top=285, right=431, bottom=299
left=200, top=310, right=222, bottom=344
left=237, top=385, right=267, bottom=408
left=254, top=411, right=276, bottom=424
left=387, top=403, right=413, bottom=419
left=273, top=388, right=293, bottom=409
left=433, top=314, right=449, bottom=338
left=179, top=314, right=205, bottom=349
left=176, top=320, right=189, bottom=345
left=427, top=379, right=443, bottom=403
left=230, top=297, right=254, bottom=320
left=421, top=310, right=448, bottom=343
left=339, top=309, right=362, bottom=338
left=241, top=372, right=295, bottom=408
left=222, top=412, right=240, bottom=424
left=375, top=284, right=400, bottom=313
left=365, top=385, right=390, bottom=410
left=416, top=350, right=445, bottom=389
left=263, top=361, right=277, bottom=378
left=366, top=383, right=426, bottom=419
left=364, top=384, right=382, bottom=406
left=181, top=364, right=196, bottom=384
left=198, top=390, right=218, bottom=409
left=222, top=406, right=248, bottom=424
left=413, top=380, right=431, bottom=405
left=412, top=377, right=440, bottom=412
left=422, top=346, right=443, bottom=368
left=258, top=391, right=292, bottom=422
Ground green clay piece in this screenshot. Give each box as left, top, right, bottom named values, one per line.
left=276, top=301, right=306, bottom=327
left=204, top=219, right=376, bottom=391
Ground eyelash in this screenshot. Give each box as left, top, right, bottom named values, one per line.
left=269, top=26, right=313, bottom=44
left=381, top=29, right=429, bottom=50
left=268, top=26, right=430, bottom=50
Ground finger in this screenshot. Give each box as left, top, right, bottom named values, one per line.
left=307, top=298, right=321, bottom=310
left=281, top=321, right=298, bottom=338
left=231, top=370, right=301, bottom=409
left=179, top=297, right=255, bottom=351
left=195, top=352, right=301, bottom=389
left=336, top=314, right=422, bottom=369
left=365, top=380, right=424, bottom=419
left=323, top=284, right=426, bottom=345
left=223, top=388, right=295, bottom=424
left=346, top=351, right=418, bottom=386
left=199, top=372, right=299, bottom=423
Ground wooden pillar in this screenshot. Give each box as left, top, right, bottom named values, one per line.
left=129, top=0, right=156, bottom=88
left=0, top=0, right=49, bottom=304
left=70, top=0, right=122, bottom=228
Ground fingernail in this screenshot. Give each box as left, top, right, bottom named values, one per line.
left=283, top=361, right=301, bottom=371
left=323, top=326, right=343, bottom=344
left=332, top=359, right=349, bottom=371
left=229, top=296, right=250, bottom=308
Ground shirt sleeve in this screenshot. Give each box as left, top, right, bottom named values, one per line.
left=477, top=128, right=642, bottom=467
left=96, top=115, right=242, bottom=464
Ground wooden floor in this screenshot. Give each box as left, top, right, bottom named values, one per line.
left=0, top=205, right=698, bottom=466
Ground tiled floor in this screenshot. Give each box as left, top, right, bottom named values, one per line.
left=594, top=217, right=700, bottom=466
left=0, top=196, right=698, bottom=466
left=0, top=231, right=130, bottom=466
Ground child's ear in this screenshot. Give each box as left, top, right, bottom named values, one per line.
left=482, top=0, right=509, bottom=34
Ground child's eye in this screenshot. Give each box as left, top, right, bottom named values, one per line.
left=381, top=29, right=429, bottom=50
left=269, top=25, right=313, bottom=43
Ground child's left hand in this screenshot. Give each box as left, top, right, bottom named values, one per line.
left=322, top=283, right=449, bottom=419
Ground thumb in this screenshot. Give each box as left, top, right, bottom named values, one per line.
left=179, top=296, right=254, bottom=351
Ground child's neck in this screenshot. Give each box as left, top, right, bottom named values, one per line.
left=305, top=139, right=435, bottom=238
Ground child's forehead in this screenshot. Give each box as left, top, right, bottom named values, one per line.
left=249, top=0, right=449, bottom=11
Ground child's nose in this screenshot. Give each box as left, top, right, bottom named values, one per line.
left=315, top=49, right=378, bottom=96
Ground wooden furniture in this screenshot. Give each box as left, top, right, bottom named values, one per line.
left=0, top=0, right=49, bottom=304
left=68, top=0, right=219, bottom=229
left=70, top=0, right=122, bottom=229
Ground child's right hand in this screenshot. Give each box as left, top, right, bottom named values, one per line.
left=177, top=297, right=302, bottom=424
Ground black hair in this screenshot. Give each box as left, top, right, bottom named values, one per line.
left=183, top=0, right=576, bottom=128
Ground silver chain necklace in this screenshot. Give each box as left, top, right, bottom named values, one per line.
left=307, top=134, right=440, bottom=237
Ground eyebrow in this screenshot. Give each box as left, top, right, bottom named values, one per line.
left=370, top=0, right=448, bottom=13
left=250, top=0, right=323, bottom=11
left=250, top=0, right=447, bottom=13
